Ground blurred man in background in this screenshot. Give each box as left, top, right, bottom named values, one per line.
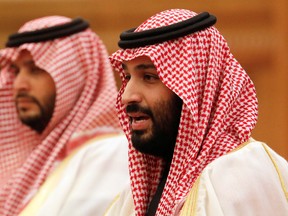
left=0, top=16, right=129, bottom=215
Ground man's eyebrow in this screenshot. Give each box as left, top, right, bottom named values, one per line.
left=122, top=63, right=156, bottom=71
left=135, top=64, right=156, bottom=70
left=12, top=60, right=35, bottom=68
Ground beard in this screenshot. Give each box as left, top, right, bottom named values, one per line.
left=126, top=94, right=182, bottom=161
left=16, top=92, right=55, bottom=133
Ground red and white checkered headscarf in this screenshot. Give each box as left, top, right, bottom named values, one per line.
left=110, top=9, right=258, bottom=215
left=0, top=16, right=120, bottom=215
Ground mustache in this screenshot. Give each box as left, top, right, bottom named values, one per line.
left=125, top=104, right=153, bottom=117
left=15, top=92, right=38, bottom=103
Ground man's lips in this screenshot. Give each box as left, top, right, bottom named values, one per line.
left=127, top=112, right=151, bottom=131
left=15, top=97, right=36, bottom=109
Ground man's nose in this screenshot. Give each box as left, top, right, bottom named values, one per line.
left=121, top=79, right=142, bottom=106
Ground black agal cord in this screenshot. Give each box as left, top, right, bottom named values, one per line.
left=118, top=12, right=216, bottom=49
left=6, top=17, right=89, bottom=47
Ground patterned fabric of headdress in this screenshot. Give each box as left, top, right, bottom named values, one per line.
left=110, top=9, right=258, bottom=215
left=0, top=16, right=120, bottom=215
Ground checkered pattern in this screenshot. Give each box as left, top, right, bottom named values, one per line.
left=110, top=9, right=258, bottom=215
left=0, top=16, right=120, bottom=215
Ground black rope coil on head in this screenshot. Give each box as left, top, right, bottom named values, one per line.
left=6, top=17, right=89, bottom=47
left=118, top=12, right=217, bottom=49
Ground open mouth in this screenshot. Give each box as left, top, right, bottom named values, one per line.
left=128, top=112, right=151, bottom=130
left=131, top=115, right=149, bottom=122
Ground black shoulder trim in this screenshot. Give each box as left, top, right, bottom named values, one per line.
left=118, top=12, right=216, bottom=49
left=6, top=17, right=89, bottom=47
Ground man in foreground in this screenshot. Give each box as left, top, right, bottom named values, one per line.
left=106, top=9, right=288, bottom=215
left=0, top=16, right=129, bottom=215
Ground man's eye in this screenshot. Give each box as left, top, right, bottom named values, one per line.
left=144, top=74, right=158, bottom=81
left=9, top=65, right=19, bottom=76
left=31, top=66, right=43, bottom=73
left=124, top=74, right=131, bottom=81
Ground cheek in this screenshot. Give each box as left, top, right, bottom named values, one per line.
left=37, top=80, right=56, bottom=102
left=159, top=88, right=175, bottom=103
left=40, top=75, right=56, bottom=93
left=158, top=83, right=175, bottom=100
left=147, top=86, right=175, bottom=109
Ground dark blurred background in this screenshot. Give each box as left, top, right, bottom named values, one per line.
left=1, top=0, right=287, bottom=159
